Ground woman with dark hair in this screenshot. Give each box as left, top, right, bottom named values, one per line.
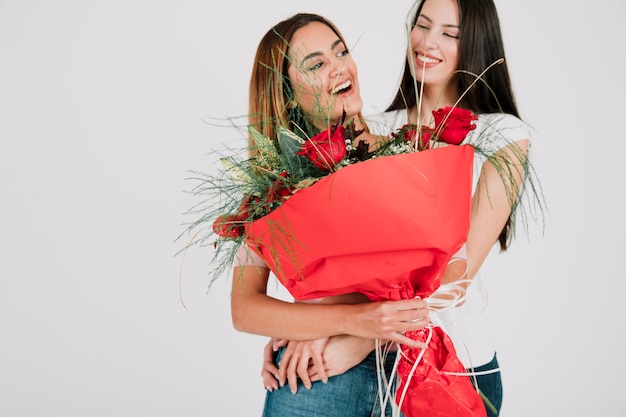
left=367, top=0, right=535, bottom=414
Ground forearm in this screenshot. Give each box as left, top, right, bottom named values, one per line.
left=231, top=265, right=430, bottom=346
left=231, top=265, right=367, bottom=339
left=231, top=291, right=361, bottom=340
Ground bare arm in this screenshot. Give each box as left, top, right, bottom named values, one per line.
left=230, top=264, right=429, bottom=346
left=437, top=138, right=529, bottom=295
left=464, top=138, right=529, bottom=280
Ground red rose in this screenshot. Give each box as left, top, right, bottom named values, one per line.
left=432, top=107, right=477, bottom=145
left=265, top=172, right=293, bottom=206
left=212, top=195, right=259, bottom=238
left=418, top=126, right=433, bottom=150
left=212, top=213, right=246, bottom=238
left=297, top=126, right=347, bottom=171
left=399, top=125, right=418, bottom=143
left=393, top=124, right=433, bottom=151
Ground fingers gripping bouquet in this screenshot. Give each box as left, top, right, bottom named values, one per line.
left=182, top=105, right=490, bottom=416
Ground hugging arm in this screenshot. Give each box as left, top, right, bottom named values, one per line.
left=231, top=265, right=430, bottom=344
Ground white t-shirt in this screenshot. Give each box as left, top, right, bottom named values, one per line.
left=367, top=109, right=532, bottom=368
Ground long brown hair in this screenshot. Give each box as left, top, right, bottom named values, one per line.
left=248, top=13, right=365, bottom=152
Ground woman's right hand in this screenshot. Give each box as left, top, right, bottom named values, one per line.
left=348, top=298, right=430, bottom=348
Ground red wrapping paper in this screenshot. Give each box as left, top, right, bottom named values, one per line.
left=246, top=145, right=473, bottom=302
left=398, top=327, right=487, bottom=416
left=245, top=145, right=485, bottom=416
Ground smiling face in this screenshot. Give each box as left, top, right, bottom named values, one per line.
left=286, top=21, right=362, bottom=128
left=409, top=0, right=461, bottom=91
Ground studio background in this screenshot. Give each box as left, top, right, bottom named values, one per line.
left=1, top=1, right=624, bottom=416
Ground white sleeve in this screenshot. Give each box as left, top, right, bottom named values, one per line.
left=233, top=244, right=268, bottom=268
left=364, top=109, right=409, bottom=136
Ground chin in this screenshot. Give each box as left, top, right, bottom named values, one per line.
left=339, top=97, right=363, bottom=117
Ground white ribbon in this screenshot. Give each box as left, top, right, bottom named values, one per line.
left=373, top=249, right=493, bottom=416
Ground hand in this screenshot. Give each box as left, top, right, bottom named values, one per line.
left=308, top=335, right=375, bottom=382
left=349, top=298, right=430, bottom=348
left=260, top=337, right=286, bottom=392
left=277, top=338, right=329, bottom=394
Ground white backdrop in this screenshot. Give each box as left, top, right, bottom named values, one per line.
left=1, top=1, right=625, bottom=416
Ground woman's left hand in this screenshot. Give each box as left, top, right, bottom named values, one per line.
left=277, top=337, right=329, bottom=394
left=261, top=337, right=286, bottom=392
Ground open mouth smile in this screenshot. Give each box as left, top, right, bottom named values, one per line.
left=416, top=52, right=441, bottom=65
left=331, top=80, right=352, bottom=95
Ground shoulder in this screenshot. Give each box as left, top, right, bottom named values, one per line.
left=473, top=113, right=532, bottom=143
left=364, top=109, right=408, bottom=136
left=234, top=243, right=268, bottom=268
left=463, top=112, right=533, bottom=162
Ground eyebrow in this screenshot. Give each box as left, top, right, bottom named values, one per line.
left=417, top=14, right=460, bottom=29
left=300, top=39, right=344, bottom=66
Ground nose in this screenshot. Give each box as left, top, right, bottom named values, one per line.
left=330, top=61, right=344, bottom=78
left=327, top=53, right=345, bottom=75
left=412, top=26, right=437, bottom=50
left=422, top=32, right=437, bottom=50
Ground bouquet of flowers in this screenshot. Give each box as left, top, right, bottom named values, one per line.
left=239, top=108, right=478, bottom=304
left=179, top=104, right=507, bottom=416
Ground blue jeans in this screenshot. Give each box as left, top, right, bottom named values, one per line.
left=470, top=354, right=502, bottom=417
left=262, top=349, right=400, bottom=417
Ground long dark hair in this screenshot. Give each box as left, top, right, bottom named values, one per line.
left=387, top=0, right=519, bottom=250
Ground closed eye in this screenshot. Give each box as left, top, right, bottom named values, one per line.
left=337, top=48, right=349, bottom=58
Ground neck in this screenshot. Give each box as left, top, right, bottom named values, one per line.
left=408, top=86, right=458, bottom=127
